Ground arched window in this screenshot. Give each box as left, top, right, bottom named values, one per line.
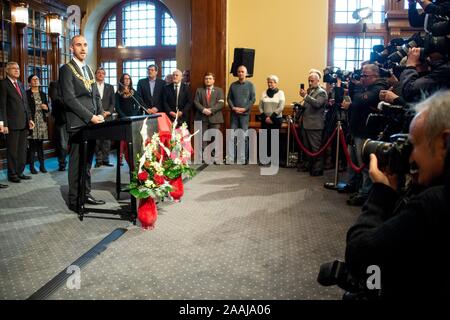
left=97, top=0, right=177, bottom=89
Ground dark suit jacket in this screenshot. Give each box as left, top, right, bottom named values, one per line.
left=0, top=78, right=31, bottom=130
left=137, top=77, right=165, bottom=112
left=26, top=89, right=49, bottom=122
left=100, top=83, right=115, bottom=120
left=49, top=81, right=66, bottom=126
left=58, top=60, right=103, bottom=133
left=194, top=86, right=224, bottom=124
left=162, top=82, right=193, bottom=123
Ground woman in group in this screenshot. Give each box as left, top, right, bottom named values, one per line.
left=26, top=74, right=49, bottom=174
left=115, top=73, right=143, bottom=166
left=258, top=74, right=285, bottom=159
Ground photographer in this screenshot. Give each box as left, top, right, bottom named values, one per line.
left=342, top=64, right=390, bottom=205
left=408, top=0, right=450, bottom=28
left=400, top=47, right=450, bottom=102
left=298, top=72, right=328, bottom=176
left=345, top=91, right=450, bottom=299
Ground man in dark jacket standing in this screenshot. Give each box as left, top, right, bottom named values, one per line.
left=162, top=69, right=193, bottom=126
left=342, top=64, right=390, bottom=206
left=94, top=67, right=115, bottom=167
left=59, top=35, right=105, bottom=212
left=0, top=62, right=35, bottom=183
left=137, top=64, right=165, bottom=114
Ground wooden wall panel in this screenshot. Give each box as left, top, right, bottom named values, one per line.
left=190, top=0, right=226, bottom=93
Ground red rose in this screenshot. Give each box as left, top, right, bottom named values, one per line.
left=153, top=174, right=165, bottom=185
left=138, top=171, right=149, bottom=181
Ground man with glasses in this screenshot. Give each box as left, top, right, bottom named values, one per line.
left=137, top=64, right=165, bottom=115
left=342, top=64, right=390, bottom=206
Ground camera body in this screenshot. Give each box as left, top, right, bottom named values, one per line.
left=362, top=133, right=412, bottom=175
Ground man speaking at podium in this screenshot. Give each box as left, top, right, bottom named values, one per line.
left=59, top=35, right=105, bottom=212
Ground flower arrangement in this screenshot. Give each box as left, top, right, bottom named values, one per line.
left=129, top=117, right=196, bottom=201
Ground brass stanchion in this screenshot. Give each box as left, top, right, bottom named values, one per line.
left=324, top=121, right=347, bottom=190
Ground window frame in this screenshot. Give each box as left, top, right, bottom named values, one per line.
left=97, top=0, right=176, bottom=82
left=328, top=0, right=390, bottom=69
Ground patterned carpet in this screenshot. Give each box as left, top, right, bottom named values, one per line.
left=0, top=159, right=361, bottom=300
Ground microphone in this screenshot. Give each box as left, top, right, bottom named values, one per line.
left=117, top=81, right=150, bottom=115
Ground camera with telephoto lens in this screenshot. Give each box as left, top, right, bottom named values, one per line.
left=362, top=134, right=412, bottom=175
left=323, top=67, right=353, bottom=84
left=366, top=102, right=409, bottom=142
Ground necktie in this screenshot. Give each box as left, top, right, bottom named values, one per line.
left=14, top=81, right=22, bottom=98
left=206, top=87, right=211, bottom=104
left=175, top=84, right=179, bottom=107
left=82, top=66, right=92, bottom=93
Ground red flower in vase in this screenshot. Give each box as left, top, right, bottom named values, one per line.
left=138, top=171, right=149, bottom=181
left=153, top=174, right=165, bottom=185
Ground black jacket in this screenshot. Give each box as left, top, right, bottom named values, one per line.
left=0, top=78, right=31, bottom=130
left=49, top=81, right=66, bottom=126
left=136, top=77, right=165, bottom=112
left=346, top=179, right=450, bottom=299
left=400, top=61, right=450, bottom=103
left=26, top=89, right=49, bottom=122
left=348, top=79, right=390, bottom=138
left=162, top=82, right=193, bottom=124
left=58, top=60, right=103, bottom=133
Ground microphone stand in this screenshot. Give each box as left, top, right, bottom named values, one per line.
left=117, top=81, right=150, bottom=115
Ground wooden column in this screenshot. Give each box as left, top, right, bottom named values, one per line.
left=190, top=0, right=227, bottom=92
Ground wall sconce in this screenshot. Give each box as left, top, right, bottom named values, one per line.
left=47, top=13, right=63, bottom=35
left=12, top=2, right=29, bottom=26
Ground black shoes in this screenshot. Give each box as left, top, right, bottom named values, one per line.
left=85, top=195, right=106, bottom=205
left=103, top=162, right=114, bottom=167
left=58, top=166, right=66, bottom=171
left=0, top=183, right=8, bottom=188
left=40, top=166, right=48, bottom=173
left=8, top=174, right=30, bottom=182
left=94, top=162, right=102, bottom=168
left=346, top=194, right=367, bottom=206
left=30, top=167, right=38, bottom=174
left=337, top=184, right=357, bottom=194
left=68, top=204, right=79, bottom=213
left=8, top=176, right=21, bottom=183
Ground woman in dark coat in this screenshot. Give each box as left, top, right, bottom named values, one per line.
left=26, top=74, right=49, bottom=173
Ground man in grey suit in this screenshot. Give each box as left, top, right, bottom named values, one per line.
left=194, top=72, right=224, bottom=162
left=59, top=35, right=105, bottom=212
left=0, top=62, right=35, bottom=183
left=137, top=64, right=166, bottom=114
left=94, top=67, right=115, bottom=167
left=299, top=72, right=327, bottom=176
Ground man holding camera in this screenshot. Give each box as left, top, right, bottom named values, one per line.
left=342, top=64, right=389, bottom=205
left=345, top=91, right=450, bottom=299
left=299, top=72, right=327, bottom=176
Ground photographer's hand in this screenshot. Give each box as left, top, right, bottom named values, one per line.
left=299, top=88, right=307, bottom=98
left=379, top=90, right=399, bottom=104
left=369, top=154, right=398, bottom=191
left=406, top=47, right=421, bottom=68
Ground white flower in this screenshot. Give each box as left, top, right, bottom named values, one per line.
left=174, top=157, right=182, bottom=165
left=144, top=180, right=152, bottom=188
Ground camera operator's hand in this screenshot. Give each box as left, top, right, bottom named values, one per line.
left=369, top=154, right=398, bottom=191
left=299, top=88, right=307, bottom=98
left=406, top=47, right=421, bottom=68
left=379, top=90, right=399, bottom=104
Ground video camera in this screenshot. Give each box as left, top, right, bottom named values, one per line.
left=323, top=67, right=362, bottom=85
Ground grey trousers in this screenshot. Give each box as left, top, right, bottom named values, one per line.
left=301, top=129, right=324, bottom=173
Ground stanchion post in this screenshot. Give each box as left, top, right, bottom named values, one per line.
left=286, top=116, right=291, bottom=167
left=324, top=121, right=347, bottom=190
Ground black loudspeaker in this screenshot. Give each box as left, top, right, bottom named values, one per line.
left=230, top=48, right=255, bottom=77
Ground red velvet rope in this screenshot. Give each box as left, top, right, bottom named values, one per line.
left=290, top=122, right=338, bottom=157
left=338, top=128, right=365, bottom=173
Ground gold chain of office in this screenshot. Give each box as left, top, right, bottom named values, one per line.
left=67, top=63, right=95, bottom=91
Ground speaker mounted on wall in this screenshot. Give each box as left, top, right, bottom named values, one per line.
left=230, top=48, right=255, bottom=77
